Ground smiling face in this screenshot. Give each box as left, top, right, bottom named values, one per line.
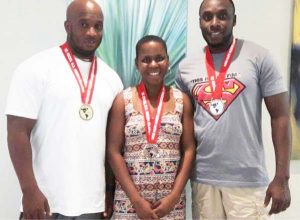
left=136, top=40, right=169, bottom=87
left=199, top=0, right=236, bottom=53
left=65, top=0, right=103, bottom=60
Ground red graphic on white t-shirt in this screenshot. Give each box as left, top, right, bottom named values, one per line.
left=192, top=78, right=245, bottom=120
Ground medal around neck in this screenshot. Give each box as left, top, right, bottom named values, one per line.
left=137, top=83, right=166, bottom=160
left=60, top=43, right=97, bottom=122
left=202, top=39, right=237, bottom=118
left=209, top=99, right=224, bottom=116
left=144, top=144, right=160, bottom=159
left=79, top=104, right=94, bottom=120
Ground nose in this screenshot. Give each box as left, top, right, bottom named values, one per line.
left=210, top=16, right=221, bottom=30
left=149, top=59, right=159, bottom=67
left=87, top=27, right=97, bottom=37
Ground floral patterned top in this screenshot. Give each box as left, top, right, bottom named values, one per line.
left=112, top=86, right=186, bottom=220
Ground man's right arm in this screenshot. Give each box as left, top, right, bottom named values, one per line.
left=7, top=115, right=50, bottom=219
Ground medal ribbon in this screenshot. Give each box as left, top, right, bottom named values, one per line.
left=204, top=38, right=237, bottom=100
left=138, top=83, right=165, bottom=144
left=60, top=42, right=97, bottom=105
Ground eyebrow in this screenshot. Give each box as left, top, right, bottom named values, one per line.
left=201, top=8, right=229, bottom=14
left=217, top=9, right=230, bottom=14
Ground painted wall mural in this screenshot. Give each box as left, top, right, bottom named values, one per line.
left=290, top=0, right=300, bottom=159
left=95, top=0, right=188, bottom=88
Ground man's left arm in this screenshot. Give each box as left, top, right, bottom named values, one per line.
left=264, top=92, right=291, bottom=215
left=101, top=154, right=115, bottom=219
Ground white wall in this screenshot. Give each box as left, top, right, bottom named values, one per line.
left=0, top=0, right=298, bottom=219
left=0, top=1, right=66, bottom=219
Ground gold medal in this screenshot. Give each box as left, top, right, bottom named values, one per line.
left=79, top=104, right=93, bottom=120
left=60, top=43, right=97, bottom=122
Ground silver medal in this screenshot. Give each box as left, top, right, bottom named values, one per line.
left=209, top=99, right=224, bottom=116
left=144, top=144, right=159, bottom=158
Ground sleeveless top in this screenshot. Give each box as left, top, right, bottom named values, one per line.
left=112, top=87, right=186, bottom=220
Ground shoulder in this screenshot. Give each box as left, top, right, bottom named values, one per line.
left=171, top=87, right=182, bottom=97
left=96, top=57, right=123, bottom=87
left=111, top=90, right=126, bottom=113
left=115, top=86, right=135, bottom=102
left=171, top=87, right=191, bottom=104
left=235, top=39, right=276, bottom=69
left=21, top=47, right=62, bottom=66
left=123, top=86, right=134, bottom=94
left=237, top=39, right=269, bottom=58
left=178, top=49, right=205, bottom=71
left=13, top=47, right=61, bottom=80
left=97, top=58, right=119, bottom=77
left=177, top=49, right=206, bottom=86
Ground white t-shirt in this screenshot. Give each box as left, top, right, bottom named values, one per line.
left=5, top=47, right=123, bottom=216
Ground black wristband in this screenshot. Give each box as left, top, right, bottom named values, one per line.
left=106, top=184, right=115, bottom=192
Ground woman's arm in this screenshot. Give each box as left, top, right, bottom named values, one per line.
left=153, top=92, right=196, bottom=218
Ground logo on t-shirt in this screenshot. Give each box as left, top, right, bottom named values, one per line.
left=192, top=78, right=245, bottom=120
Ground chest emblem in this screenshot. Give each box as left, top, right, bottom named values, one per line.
left=192, top=78, right=245, bottom=120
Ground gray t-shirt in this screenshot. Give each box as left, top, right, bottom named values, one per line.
left=176, top=39, right=287, bottom=187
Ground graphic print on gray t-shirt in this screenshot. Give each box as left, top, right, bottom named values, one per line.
left=192, top=75, right=245, bottom=121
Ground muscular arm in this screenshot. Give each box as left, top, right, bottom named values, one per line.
left=264, top=92, right=291, bottom=215
left=153, top=92, right=196, bottom=218
left=106, top=93, right=158, bottom=219
left=7, top=115, right=50, bottom=219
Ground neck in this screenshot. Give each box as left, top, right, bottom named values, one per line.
left=208, top=36, right=234, bottom=54
left=67, top=41, right=95, bottom=61
left=73, top=49, right=94, bottom=62
left=143, top=83, right=164, bottom=101
left=74, top=55, right=93, bottom=62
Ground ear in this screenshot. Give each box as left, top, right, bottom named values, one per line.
left=64, top=20, right=71, bottom=34
left=233, top=14, right=236, bottom=26
left=166, top=55, right=170, bottom=66
left=199, top=17, right=201, bottom=28
left=135, top=58, right=138, bottom=68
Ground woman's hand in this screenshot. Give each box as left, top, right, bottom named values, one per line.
left=133, top=197, right=160, bottom=220
left=152, top=194, right=179, bottom=218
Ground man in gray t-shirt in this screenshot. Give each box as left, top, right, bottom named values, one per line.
left=176, top=0, right=291, bottom=218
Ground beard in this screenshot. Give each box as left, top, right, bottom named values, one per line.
left=203, top=31, right=233, bottom=52
left=67, top=33, right=101, bottom=59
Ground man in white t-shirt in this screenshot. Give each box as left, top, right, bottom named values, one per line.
left=5, top=0, right=123, bottom=219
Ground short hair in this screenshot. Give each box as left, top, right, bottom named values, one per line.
left=199, top=0, right=235, bottom=14
left=135, top=35, right=168, bottom=59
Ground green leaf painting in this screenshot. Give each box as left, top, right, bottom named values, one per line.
left=95, top=0, right=187, bottom=88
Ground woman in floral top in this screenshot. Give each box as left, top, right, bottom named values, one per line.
left=107, top=35, right=195, bottom=220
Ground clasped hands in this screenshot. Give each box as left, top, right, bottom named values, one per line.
left=133, top=194, right=179, bottom=220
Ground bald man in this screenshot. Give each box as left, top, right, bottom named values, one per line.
left=6, top=0, right=123, bottom=219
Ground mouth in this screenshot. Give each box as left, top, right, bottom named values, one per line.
left=149, top=71, right=160, bottom=76
left=210, top=32, right=222, bottom=37
left=85, top=39, right=98, bottom=47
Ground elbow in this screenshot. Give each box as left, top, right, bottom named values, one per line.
left=106, top=147, right=113, bottom=164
